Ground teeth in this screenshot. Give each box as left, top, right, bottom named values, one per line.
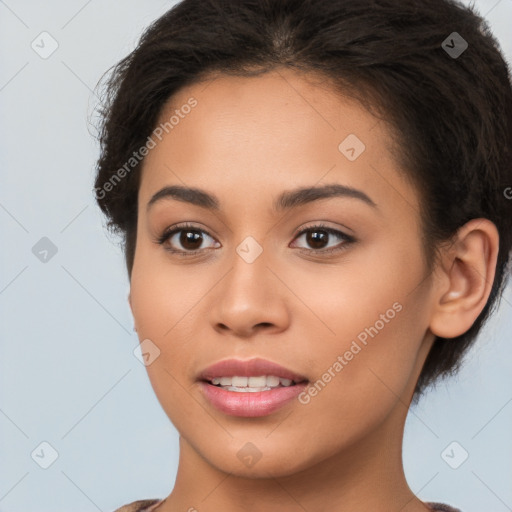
left=266, top=375, right=280, bottom=387
left=209, top=375, right=297, bottom=389
left=231, top=376, right=248, bottom=387
left=248, top=376, right=267, bottom=387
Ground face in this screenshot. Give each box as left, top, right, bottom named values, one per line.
left=129, top=68, right=437, bottom=478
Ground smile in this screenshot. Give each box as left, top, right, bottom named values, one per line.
left=198, top=358, right=309, bottom=417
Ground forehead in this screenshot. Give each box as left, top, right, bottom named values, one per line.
left=139, top=68, right=419, bottom=216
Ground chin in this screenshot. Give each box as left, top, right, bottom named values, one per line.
left=213, top=454, right=311, bottom=479
left=192, top=435, right=325, bottom=479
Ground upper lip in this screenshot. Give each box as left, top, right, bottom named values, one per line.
left=198, top=358, right=308, bottom=383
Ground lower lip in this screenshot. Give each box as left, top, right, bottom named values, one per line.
left=199, top=381, right=308, bottom=417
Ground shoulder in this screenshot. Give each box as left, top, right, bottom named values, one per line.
left=112, top=498, right=163, bottom=512
left=426, top=502, right=462, bottom=512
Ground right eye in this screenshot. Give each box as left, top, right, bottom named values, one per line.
left=156, top=222, right=221, bottom=256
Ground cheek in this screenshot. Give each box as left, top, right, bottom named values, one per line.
left=129, top=238, right=200, bottom=337
left=288, top=239, right=430, bottom=416
left=129, top=263, right=197, bottom=431
left=280, top=231, right=425, bottom=353
left=129, top=242, right=221, bottom=416
left=285, top=295, right=430, bottom=466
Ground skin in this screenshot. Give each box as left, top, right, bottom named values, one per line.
left=127, top=67, right=498, bottom=511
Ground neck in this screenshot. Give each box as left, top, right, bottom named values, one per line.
left=159, top=401, right=431, bottom=512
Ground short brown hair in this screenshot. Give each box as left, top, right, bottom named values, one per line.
left=94, top=0, right=512, bottom=401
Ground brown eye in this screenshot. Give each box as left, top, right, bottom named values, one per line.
left=291, top=224, right=355, bottom=254
left=305, top=229, right=329, bottom=249
left=178, top=229, right=203, bottom=251
left=157, top=223, right=220, bottom=255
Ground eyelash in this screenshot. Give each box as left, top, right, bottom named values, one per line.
left=155, top=222, right=356, bottom=257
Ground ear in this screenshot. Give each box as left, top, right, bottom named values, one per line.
left=429, top=218, right=499, bottom=339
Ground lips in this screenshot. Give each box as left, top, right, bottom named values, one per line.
left=197, top=358, right=309, bottom=417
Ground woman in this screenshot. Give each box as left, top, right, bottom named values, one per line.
left=94, top=0, right=512, bottom=510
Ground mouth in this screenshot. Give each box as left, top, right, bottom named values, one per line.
left=197, top=358, right=309, bottom=417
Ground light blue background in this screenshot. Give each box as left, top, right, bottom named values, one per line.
left=1, top=1, right=511, bottom=511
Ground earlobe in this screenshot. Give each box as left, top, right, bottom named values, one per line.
left=429, top=219, right=499, bottom=339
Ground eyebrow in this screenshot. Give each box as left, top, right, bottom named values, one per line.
left=146, top=183, right=377, bottom=212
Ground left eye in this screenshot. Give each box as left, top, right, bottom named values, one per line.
left=291, top=224, right=355, bottom=253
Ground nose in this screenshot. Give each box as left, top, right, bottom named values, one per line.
left=209, top=243, right=290, bottom=338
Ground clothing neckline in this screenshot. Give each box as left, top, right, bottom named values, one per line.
left=142, top=499, right=460, bottom=512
